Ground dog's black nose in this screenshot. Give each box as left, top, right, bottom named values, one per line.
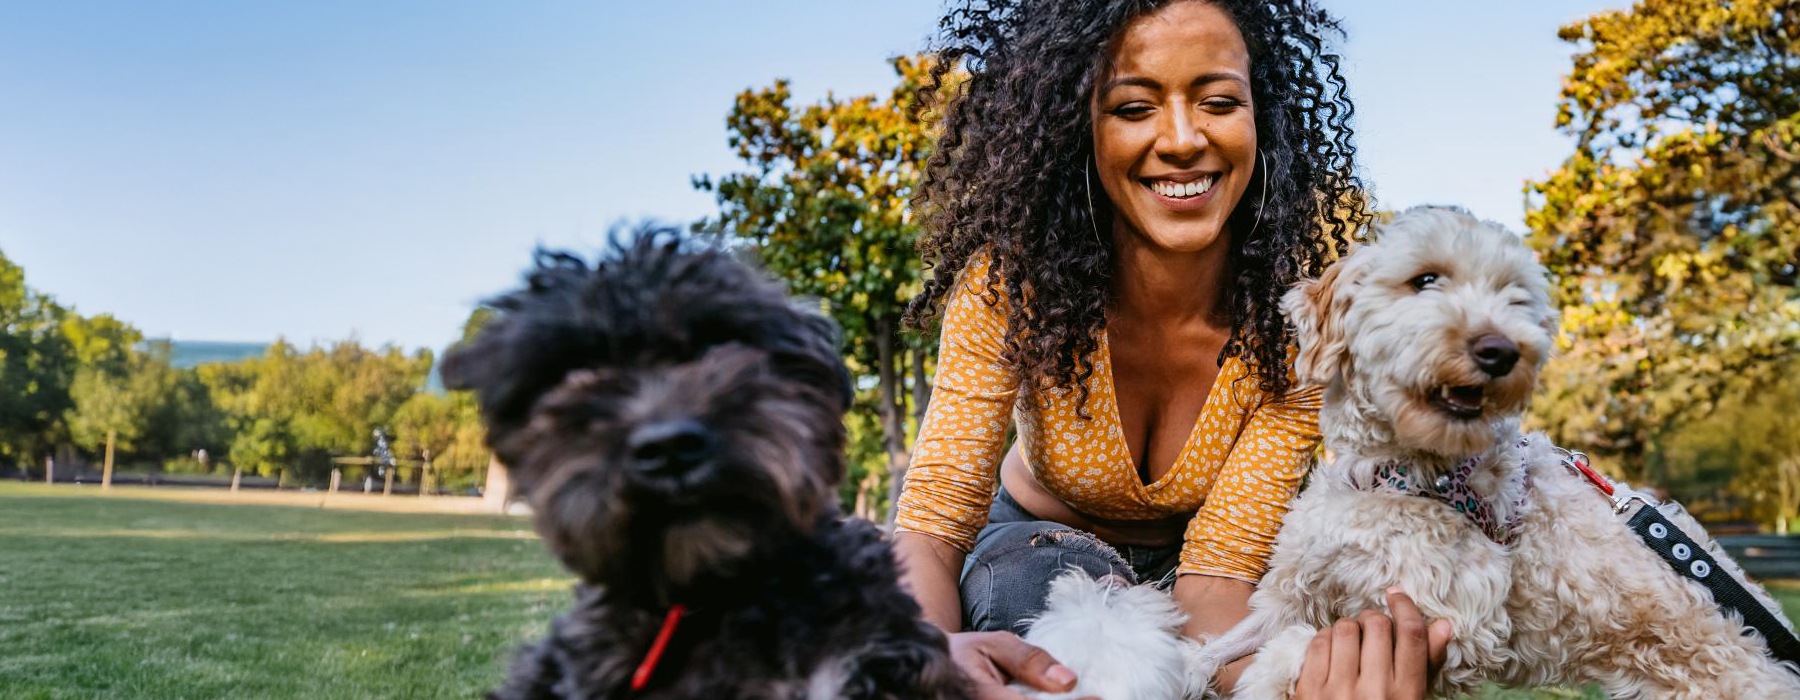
left=1470, top=334, right=1520, bottom=377
left=628, top=419, right=716, bottom=476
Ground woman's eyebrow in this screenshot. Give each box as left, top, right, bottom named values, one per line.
left=1100, top=71, right=1249, bottom=96
left=1189, top=71, right=1249, bottom=89
left=1100, top=75, right=1162, bottom=95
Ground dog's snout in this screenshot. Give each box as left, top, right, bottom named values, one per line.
left=1470, top=334, right=1520, bottom=377
left=628, top=419, right=716, bottom=475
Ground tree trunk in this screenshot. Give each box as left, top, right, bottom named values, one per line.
left=231, top=466, right=242, bottom=492
left=483, top=456, right=511, bottom=513
left=876, top=316, right=909, bottom=526
left=329, top=468, right=341, bottom=493
left=44, top=454, right=53, bottom=485
left=420, top=449, right=434, bottom=498
left=102, top=430, right=116, bottom=490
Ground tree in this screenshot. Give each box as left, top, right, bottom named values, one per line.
left=0, top=249, right=75, bottom=466
left=1525, top=0, right=1800, bottom=481
left=392, top=391, right=487, bottom=495
left=198, top=338, right=432, bottom=488
left=67, top=339, right=225, bottom=485
left=1663, top=362, right=1800, bottom=531
left=695, top=56, right=948, bottom=519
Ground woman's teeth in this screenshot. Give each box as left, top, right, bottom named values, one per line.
left=1148, top=176, right=1214, bottom=199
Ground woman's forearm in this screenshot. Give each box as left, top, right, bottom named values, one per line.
left=893, top=531, right=968, bottom=633
left=1174, top=572, right=1258, bottom=692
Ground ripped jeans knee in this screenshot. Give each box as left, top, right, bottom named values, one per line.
left=959, top=521, right=1135, bottom=633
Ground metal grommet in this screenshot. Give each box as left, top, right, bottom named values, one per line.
left=1672, top=543, right=1692, bottom=561
left=1691, top=560, right=1712, bottom=578
left=1648, top=523, right=1669, bottom=539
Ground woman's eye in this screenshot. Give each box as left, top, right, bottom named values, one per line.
left=1200, top=98, right=1245, bottom=113
left=1409, top=273, right=1439, bottom=290
left=1109, top=104, right=1153, bottom=118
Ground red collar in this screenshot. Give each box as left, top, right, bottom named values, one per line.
left=629, top=604, right=688, bottom=692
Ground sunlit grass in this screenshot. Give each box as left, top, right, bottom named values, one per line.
left=0, top=482, right=567, bottom=699
left=5, top=482, right=1799, bottom=699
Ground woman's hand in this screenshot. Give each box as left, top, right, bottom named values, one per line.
left=947, top=630, right=1096, bottom=700
left=1294, top=588, right=1453, bottom=700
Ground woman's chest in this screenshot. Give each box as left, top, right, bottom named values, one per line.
left=1105, top=326, right=1227, bottom=482
left=1017, top=331, right=1255, bottom=516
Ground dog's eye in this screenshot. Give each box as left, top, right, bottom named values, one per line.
left=1409, top=273, right=1440, bottom=291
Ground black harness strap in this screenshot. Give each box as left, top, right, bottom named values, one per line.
left=1626, top=505, right=1800, bottom=670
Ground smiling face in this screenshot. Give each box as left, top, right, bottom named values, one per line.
left=1091, top=1, right=1257, bottom=256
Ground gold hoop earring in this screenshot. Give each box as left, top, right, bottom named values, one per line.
left=1249, top=148, right=1269, bottom=238
left=1085, top=158, right=1104, bottom=247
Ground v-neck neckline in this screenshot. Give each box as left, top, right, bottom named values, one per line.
left=1095, top=330, right=1231, bottom=494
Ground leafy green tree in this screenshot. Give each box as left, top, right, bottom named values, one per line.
left=68, top=338, right=229, bottom=481
left=0, top=249, right=76, bottom=465
left=392, top=391, right=487, bottom=494
left=695, top=57, right=946, bottom=518
left=1663, top=361, right=1800, bottom=531
left=1526, top=0, right=1800, bottom=481
left=198, top=339, right=431, bottom=487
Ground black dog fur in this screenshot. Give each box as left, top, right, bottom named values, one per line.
left=443, top=228, right=968, bottom=700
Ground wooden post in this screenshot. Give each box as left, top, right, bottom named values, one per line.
left=102, top=430, right=116, bottom=490
left=44, top=454, right=53, bottom=485
left=383, top=468, right=394, bottom=496
left=231, top=466, right=242, bottom=492
left=329, top=468, right=341, bottom=494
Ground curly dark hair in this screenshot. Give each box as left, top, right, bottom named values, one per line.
left=905, top=0, right=1368, bottom=407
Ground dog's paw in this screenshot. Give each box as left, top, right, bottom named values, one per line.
left=1228, top=625, right=1315, bottom=700
left=1018, top=569, right=1190, bottom=700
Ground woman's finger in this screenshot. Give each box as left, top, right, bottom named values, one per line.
left=1356, top=609, right=1394, bottom=695
left=1297, top=626, right=1333, bottom=697
left=1427, top=618, right=1453, bottom=672
left=981, top=632, right=1079, bottom=693
left=1386, top=588, right=1431, bottom=693
left=1328, top=617, right=1362, bottom=687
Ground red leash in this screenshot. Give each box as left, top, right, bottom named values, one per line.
left=629, top=604, right=688, bottom=692
left=1569, top=452, right=1614, bottom=496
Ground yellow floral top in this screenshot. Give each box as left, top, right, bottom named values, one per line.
left=894, top=261, right=1323, bottom=582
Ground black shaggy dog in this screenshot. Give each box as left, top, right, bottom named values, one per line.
left=443, top=229, right=969, bottom=700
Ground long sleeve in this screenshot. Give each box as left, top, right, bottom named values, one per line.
left=1178, top=384, right=1322, bottom=581
left=892, top=261, right=1020, bottom=552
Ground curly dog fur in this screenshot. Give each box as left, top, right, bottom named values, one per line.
left=1193, top=207, right=1800, bottom=699
left=444, top=229, right=969, bottom=700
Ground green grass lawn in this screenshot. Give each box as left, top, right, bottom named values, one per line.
left=4, top=482, right=1800, bottom=699
left=0, top=482, right=566, bottom=700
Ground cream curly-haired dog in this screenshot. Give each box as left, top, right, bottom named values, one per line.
left=1187, top=206, right=1800, bottom=699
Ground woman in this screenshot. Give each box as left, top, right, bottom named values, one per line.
left=893, top=1, right=1449, bottom=697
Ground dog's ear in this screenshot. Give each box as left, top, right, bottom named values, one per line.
left=1283, top=259, right=1355, bottom=387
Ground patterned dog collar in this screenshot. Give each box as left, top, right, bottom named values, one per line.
left=1371, top=439, right=1531, bottom=546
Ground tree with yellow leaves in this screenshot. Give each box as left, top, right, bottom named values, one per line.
left=1527, top=0, right=1800, bottom=483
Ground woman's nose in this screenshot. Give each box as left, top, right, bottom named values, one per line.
left=1157, top=107, right=1206, bottom=161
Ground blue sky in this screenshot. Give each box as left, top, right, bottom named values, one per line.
left=0, top=0, right=1624, bottom=355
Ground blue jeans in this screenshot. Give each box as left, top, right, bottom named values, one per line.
left=959, top=487, right=1181, bottom=634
